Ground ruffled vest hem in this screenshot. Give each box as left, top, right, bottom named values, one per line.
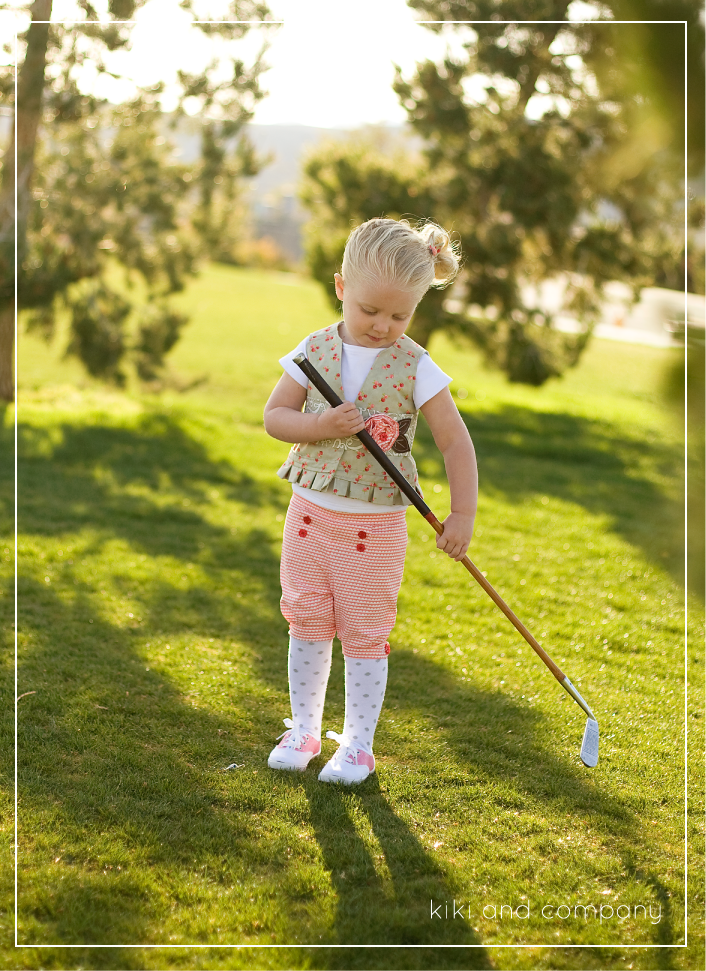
left=277, top=459, right=409, bottom=506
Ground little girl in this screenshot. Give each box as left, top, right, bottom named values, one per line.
left=263, top=217, right=478, bottom=785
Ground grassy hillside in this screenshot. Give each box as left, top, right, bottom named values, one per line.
left=2, top=264, right=703, bottom=970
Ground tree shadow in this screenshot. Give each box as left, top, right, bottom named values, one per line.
left=415, top=403, right=684, bottom=586
left=18, top=413, right=287, bottom=557
left=386, top=649, right=622, bottom=815
left=15, top=415, right=289, bottom=945
left=16, top=575, right=270, bottom=946
left=382, top=647, right=683, bottom=949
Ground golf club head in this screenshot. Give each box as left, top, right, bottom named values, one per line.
left=580, top=717, right=599, bottom=767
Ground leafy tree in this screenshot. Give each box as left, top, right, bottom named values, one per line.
left=301, top=1, right=699, bottom=385
left=0, top=0, right=274, bottom=400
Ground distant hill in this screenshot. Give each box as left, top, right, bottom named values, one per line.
left=164, top=121, right=412, bottom=262
left=0, top=112, right=412, bottom=266
left=168, top=121, right=409, bottom=201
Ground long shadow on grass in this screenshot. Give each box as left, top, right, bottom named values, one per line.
left=388, top=648, right=625, bottom=817
left=415, top=403, right=684, bottom=585
left=300, top=773, right=491, bottom=964
left=16, top=578, right=282, bottom=947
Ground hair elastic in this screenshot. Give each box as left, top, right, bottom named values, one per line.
left=429, top=243, right=439, bottom=257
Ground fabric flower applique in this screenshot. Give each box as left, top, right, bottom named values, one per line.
left=369, top=416, right=413, bottom=454
left=364, top=413, right=400, bottom=452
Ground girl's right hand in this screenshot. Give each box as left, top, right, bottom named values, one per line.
left=264, top=374, right=365, bottom=445
left=317, top=402, right=366, bottom=439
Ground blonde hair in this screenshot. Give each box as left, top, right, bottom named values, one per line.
left=341, top=218, right=460, bottom=295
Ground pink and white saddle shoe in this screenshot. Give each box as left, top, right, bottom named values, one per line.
left=318, top=731, right=376, bottom=785
left=268, top=718, right=321, bottom=772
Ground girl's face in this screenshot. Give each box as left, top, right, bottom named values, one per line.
left=334, top=273, right=420, bottom=349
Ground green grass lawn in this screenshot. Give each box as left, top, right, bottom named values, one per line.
left=2, top=264, right=703, bottom=970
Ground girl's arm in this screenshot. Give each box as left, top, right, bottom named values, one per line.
left=264, top=372, right=366, bottom=444
left=420, top=387, right=478, bottom=561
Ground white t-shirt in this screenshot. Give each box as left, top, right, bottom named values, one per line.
left=278, top=328, right=451, bottom=514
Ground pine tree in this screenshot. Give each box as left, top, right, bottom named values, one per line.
left=301, top=2, right=699, bottom=385
left=0, top=0, right=274, bottom=400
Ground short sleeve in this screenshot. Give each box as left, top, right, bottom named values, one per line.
left=413, top=353, right=452, bottom=408
left=279, top=337, right=310, bottom=388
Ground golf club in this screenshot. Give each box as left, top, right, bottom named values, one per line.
left=293, top=352, right=599, bottom=768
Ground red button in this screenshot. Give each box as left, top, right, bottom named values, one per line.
left=358, top=531, right=367, bottom=539
left=299, top=529, right=308, bottom=537
left=303, top=515, right=312, bottom=524
left=356, top=543, right=366, bottom=552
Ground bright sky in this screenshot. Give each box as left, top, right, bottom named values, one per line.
left=98, top=0, right=469, bottom=128
left=1, top=0, right=601, bottom=128
left=0, top=0, right=469, bottom=127
left=248, top=0, right=466, bottom=127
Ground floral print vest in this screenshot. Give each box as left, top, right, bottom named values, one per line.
left=277, top=323, right=427, bottom=506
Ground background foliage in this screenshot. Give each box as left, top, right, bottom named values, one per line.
left=301, top=0, right=703, bottom=385
left=0, top=0, right=274, bottom=399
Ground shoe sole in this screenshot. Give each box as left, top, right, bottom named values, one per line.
left=268, top=753, right=321, bottom=772
left=268, top=759, right=306, bottom=772
left=318, top=769, right=373, bottom=785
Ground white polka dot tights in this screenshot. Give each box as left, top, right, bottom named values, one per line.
left=341, top=655, right=388, bottom=755
left=288, top=638, right=388, bottom=753
left=289, top=637, right=333, bottom=740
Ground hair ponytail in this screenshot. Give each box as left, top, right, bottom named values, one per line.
left=418, top=222, right=460, bottom=287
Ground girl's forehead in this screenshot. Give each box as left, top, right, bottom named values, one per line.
left=349, top=278, right=421, bottom=311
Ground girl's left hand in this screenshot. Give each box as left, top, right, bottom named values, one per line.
left=436, top=512, right=474, bottom=561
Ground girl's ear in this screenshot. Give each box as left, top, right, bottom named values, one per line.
left=333, top=273, right=345, bottom=300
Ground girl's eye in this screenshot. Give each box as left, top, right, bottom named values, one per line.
left=362, top=308, right=376, bottom=315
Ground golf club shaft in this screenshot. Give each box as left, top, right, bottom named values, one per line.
left=293, top=353, right=595, bottom=716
